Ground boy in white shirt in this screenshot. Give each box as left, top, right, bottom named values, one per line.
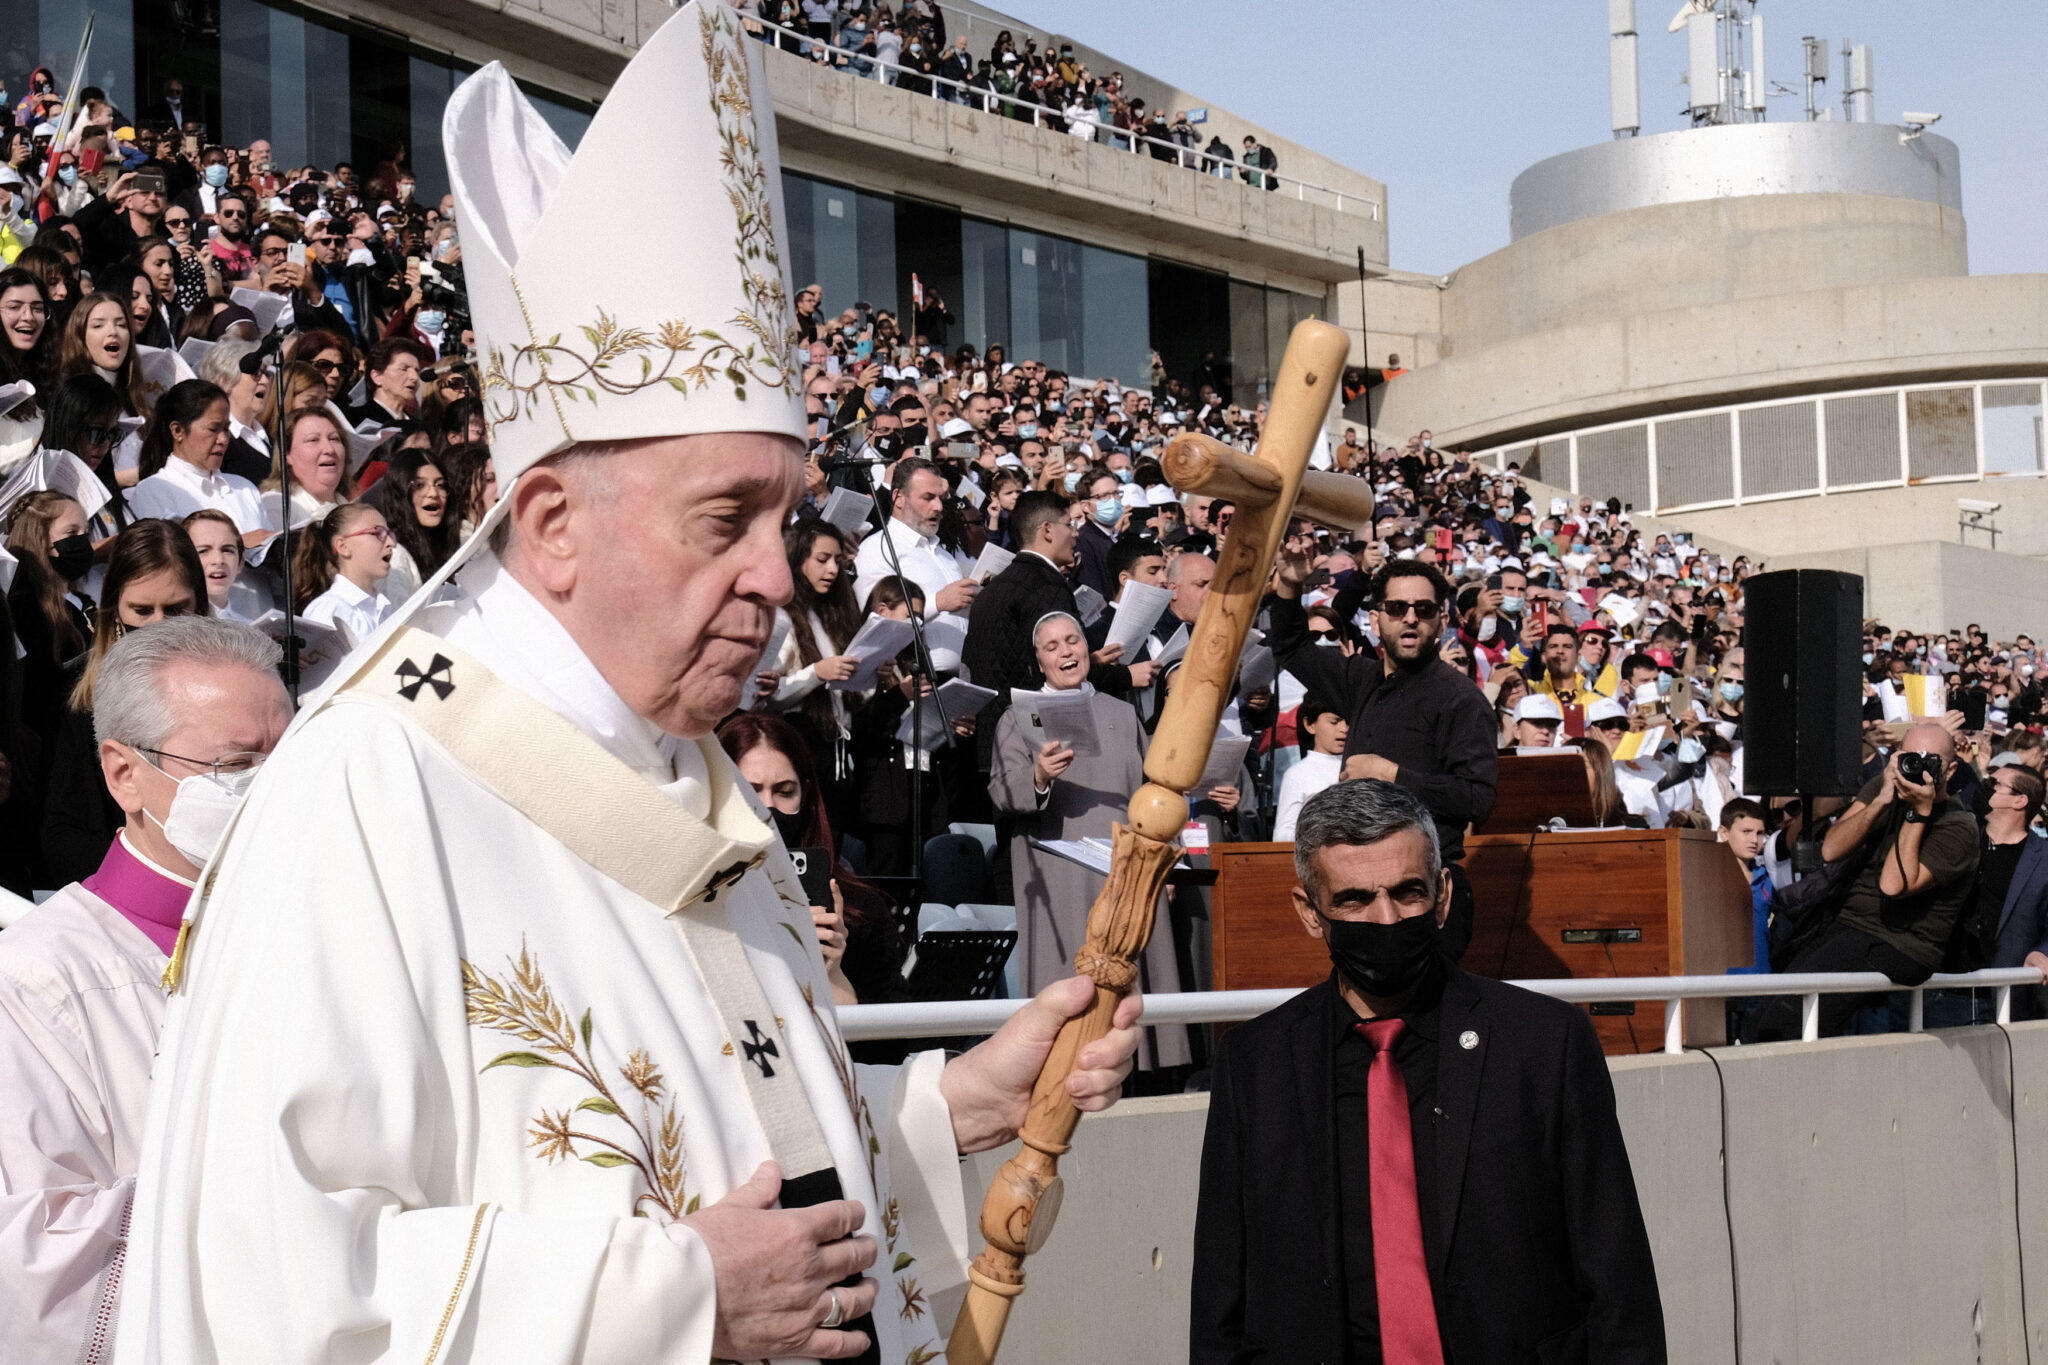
left=1273, top=693, right=1348, bottom=841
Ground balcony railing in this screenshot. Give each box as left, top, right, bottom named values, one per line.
left=747, top=13, right=1382, bottom=221
left=837, top=967, right=2046, bottom=1052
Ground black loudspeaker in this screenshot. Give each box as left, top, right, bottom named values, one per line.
left=1742, top=569, right=1865, bottom=796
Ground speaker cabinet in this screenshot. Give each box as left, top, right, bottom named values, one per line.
left=1742, top=569, right=1864, bottom=796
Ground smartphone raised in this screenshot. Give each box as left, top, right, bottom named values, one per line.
left=789, top=847, right=834, bottom=909
left=286, top=242, right=308, bottom=267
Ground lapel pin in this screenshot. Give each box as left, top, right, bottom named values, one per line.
left=1459, top=1030, right=1479, bottom=1051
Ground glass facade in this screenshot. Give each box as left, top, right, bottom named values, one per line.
left=0, top=0, right=593, bottom=200
left=782, top=169, right=1320, bottom=400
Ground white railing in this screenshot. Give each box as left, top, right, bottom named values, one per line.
left=745, top=14, right=1381, bottom=220
left=838, top=967, right=2047, bottom=1053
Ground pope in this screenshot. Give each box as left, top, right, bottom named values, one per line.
left=112, top=8, right=1141, bottom=1364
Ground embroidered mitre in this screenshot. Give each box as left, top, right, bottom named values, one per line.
left=443, top=0, right=810, bottom=484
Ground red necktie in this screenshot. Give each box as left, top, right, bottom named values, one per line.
left=1356, top=1019, right=1445, bottom=1365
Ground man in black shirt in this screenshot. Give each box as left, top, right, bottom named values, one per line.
left=1270, top=555, right=1498, bottom=958
left=1749, top=722, right=1981, bottom=1041
left=1192, top=780, right=1665, bottom=1364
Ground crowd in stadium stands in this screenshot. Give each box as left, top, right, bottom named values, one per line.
left=748, top=1, right=1282, bottom=183
left=0, top=58, right=2043, bottom=1057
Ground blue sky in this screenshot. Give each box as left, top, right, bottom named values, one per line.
left=1009, top=1, right=2047, bottom=278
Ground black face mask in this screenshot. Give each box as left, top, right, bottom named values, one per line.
left=1320, top=907, right=1440, bottom=999
left=769, top=806, right=806, bottom=849
left=50, top=532, right=92, bottom=582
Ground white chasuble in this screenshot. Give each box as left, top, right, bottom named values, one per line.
left=115, top=562, right=968, bottom=1365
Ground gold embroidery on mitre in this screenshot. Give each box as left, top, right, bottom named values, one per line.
left=462, top=941, right=698, bottom=1220
left=479, top=6, right=796, bottom=441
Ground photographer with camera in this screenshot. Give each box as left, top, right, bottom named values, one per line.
left=1748, top=722, right=1981, bottom=1041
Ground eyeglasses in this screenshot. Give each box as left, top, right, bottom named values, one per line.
left=341, top=525, right=396, bottom=545
left=1377, top=598, right=1441, bottom=621
left=138, top=746, right=268, bottom=778
left=0, top=300, right=47, bottom=317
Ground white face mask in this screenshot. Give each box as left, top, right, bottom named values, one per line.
left=144, top=756, right=259, bottom=866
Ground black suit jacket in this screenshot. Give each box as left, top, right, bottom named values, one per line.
left=961, top=552, right=1128, bottom=767
left=1192, top=971, right=1666, bottom=1365
left=221, top=431, right=271, bottom=486
left=1993, top=836, right=2048, bottom=967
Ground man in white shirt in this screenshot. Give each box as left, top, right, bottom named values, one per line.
left=0, top=618, right=290, bottom=1360
left=851, top=455, right=978, bottom=617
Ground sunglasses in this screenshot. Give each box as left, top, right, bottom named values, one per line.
left=309, top=358, right=342, bottom=374
left=164, top=216, right=191, bottom=228
left=1377, top=598, right=1442, bottom=621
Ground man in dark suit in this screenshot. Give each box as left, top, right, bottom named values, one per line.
left=1983, top=763, right=2048, bottom=1019
left=1193, top=779, right=1665, bottom=1364
left=1073, top=468, right=1124, bottom=599
left=1084, top=536, right=1167, bottom=707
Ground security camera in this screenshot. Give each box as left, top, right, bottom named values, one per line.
left=1958, top=497, right=2001, bottom=514
left=1902, top=112, right=1942, bottom=127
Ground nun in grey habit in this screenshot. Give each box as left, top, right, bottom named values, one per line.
left=989, top=611, right=1189, bottom=1069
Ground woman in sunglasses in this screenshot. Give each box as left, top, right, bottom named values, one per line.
left=34, top=373, right=133, bottom=542
left=158, top=209, right=210, bottom=310
left=286, top=329, right=357, bottom=400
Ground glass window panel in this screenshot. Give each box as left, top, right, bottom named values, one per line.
left=1982, top=383, right=2045, bottom=477
left=1905, top=386, right=1976, bottom=480
left=958, top=215, right=1008, bottom=362
left=218, top=0, right=272, bottom=150
left=1738, top=401, right=1820, bottom=498
left=1577, top=425, right=1651, bottom=512
left=526, top=88, right=593, bottom=151
left=1652, top=412, right=1733, bottom=509
left=779, top=172, right=893, bottom=326
left=303, top=19, right=352, bottom=170
left=408, top=57, right=460, bottom=204
left=1008, top=227, right=1083, bottom=375
left=1824, top=392, right=1902, bottom=488
left=1508, top=438, right=1569, bottom=488
left=1226, top=278, right=1267, bottom=407
left=27, top=0, right=135, bottom=124
left=1080, top=243, right=1148, bottom=387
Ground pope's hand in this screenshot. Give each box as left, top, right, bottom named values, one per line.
left=940, top=975, right=1143, bottom=1155
left=683, top=1162, right=878, bottom=1361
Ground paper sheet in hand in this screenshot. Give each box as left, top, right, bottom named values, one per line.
left=1155, top=622, right=1191, bottom=668
left=968, top=541, right=1014, bottom=583
left=0, top=380, right=35, bottom=422
left=1612, top=725, right=1666, bottom=761
left=135, top=344, right=196, bottom=402
left=834, top=613, right=914, bottom=691
left=177, top=337, right=217, bottom=374
left=894, top=679, right=998, bottom=748
left=820, top=486, right=873, bottom=537
left=1008, top=687, right=1098, bottom=758
left=923, top=610, right=970, bottom=661
left=0, top=447, right=110, bottom=521
left=1072, top=584, right=1106, bottom=627
left=958, top=478, right=985, bottom=510
left=1104, top=581, right=1171, bottom=660
left=1195, top=733, right=1252, bottom=796
left=739, top=613, right=793, bottom=711
left=230, top=287, right=290, bottom=336
left=250, top=609, right=350, bottom=689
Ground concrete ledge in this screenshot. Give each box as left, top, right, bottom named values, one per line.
left=948, top=1022, right=2048, bottom=1364
left=1378, top=274, right=2048, bottom=450
left=1763, top=538, right=2048, bottom=637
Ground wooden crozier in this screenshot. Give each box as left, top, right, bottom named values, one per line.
left=945, top=318, right=1353, bottom=1364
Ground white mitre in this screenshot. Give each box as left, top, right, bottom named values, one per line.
left=444, top=0, right=809, bottom=487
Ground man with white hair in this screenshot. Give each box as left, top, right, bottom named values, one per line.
left=115, top=10, right=1142, bottom=1365
left=0, top=618, right=290, bottom=1358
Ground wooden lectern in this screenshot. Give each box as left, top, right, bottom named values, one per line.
left=1210, top=829, right=1754, bottom=1055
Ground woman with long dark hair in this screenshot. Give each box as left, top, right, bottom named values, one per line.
left=0, top=265, right=57, bottom=416
left=435, top=441, right=498, bottom=540
left=765, top=518, right=863, bottom=765
left=37, top=373, right=132, bottom=540
left=58, top=291, right=153, bottom=487
left=369, top=446, right=459, bottom=602
left=129, top=380, right=270, bottom=544
left=44, top=519, right=208, bottom=885
left=3, top=490, right=92, bottom=748
left=134, top=235, right=186, bottom=347
left=717, top=711, right=906, bottom=1007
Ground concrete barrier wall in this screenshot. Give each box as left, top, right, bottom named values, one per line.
left=962, top=1021, right=2048, bottom=1364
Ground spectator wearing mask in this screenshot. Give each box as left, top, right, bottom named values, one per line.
left=1192, top=779, right=1664, bottom=1365
left=1577, top=624, right=1620, bottom=698
left=850, top=455, right=977, bottom=618
left=293, top=502, right=398, bottom=642
left=1073, top=467, right=1124, bottom=599
left=5, top=491, right=94, bottom=760
left=42, top=520, right=208, bottom=887
left=1748, top=723, right=1981, bottom=1041
left=1271, top=554, right=1499, bottom=960
left=128, top=380, right=271, bottom=545
left=988, top=610, right=1188, bottom=1069
left=0, top=616, right=290, bottom=1360
left=718, top=712, right=908, bottom=1008
left=1273, top=693, right=1348, bottom=841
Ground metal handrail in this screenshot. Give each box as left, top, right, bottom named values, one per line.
left=745, top=13, right=1381, bottom=220
left=837, top=967, right=2047, bottom=1053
